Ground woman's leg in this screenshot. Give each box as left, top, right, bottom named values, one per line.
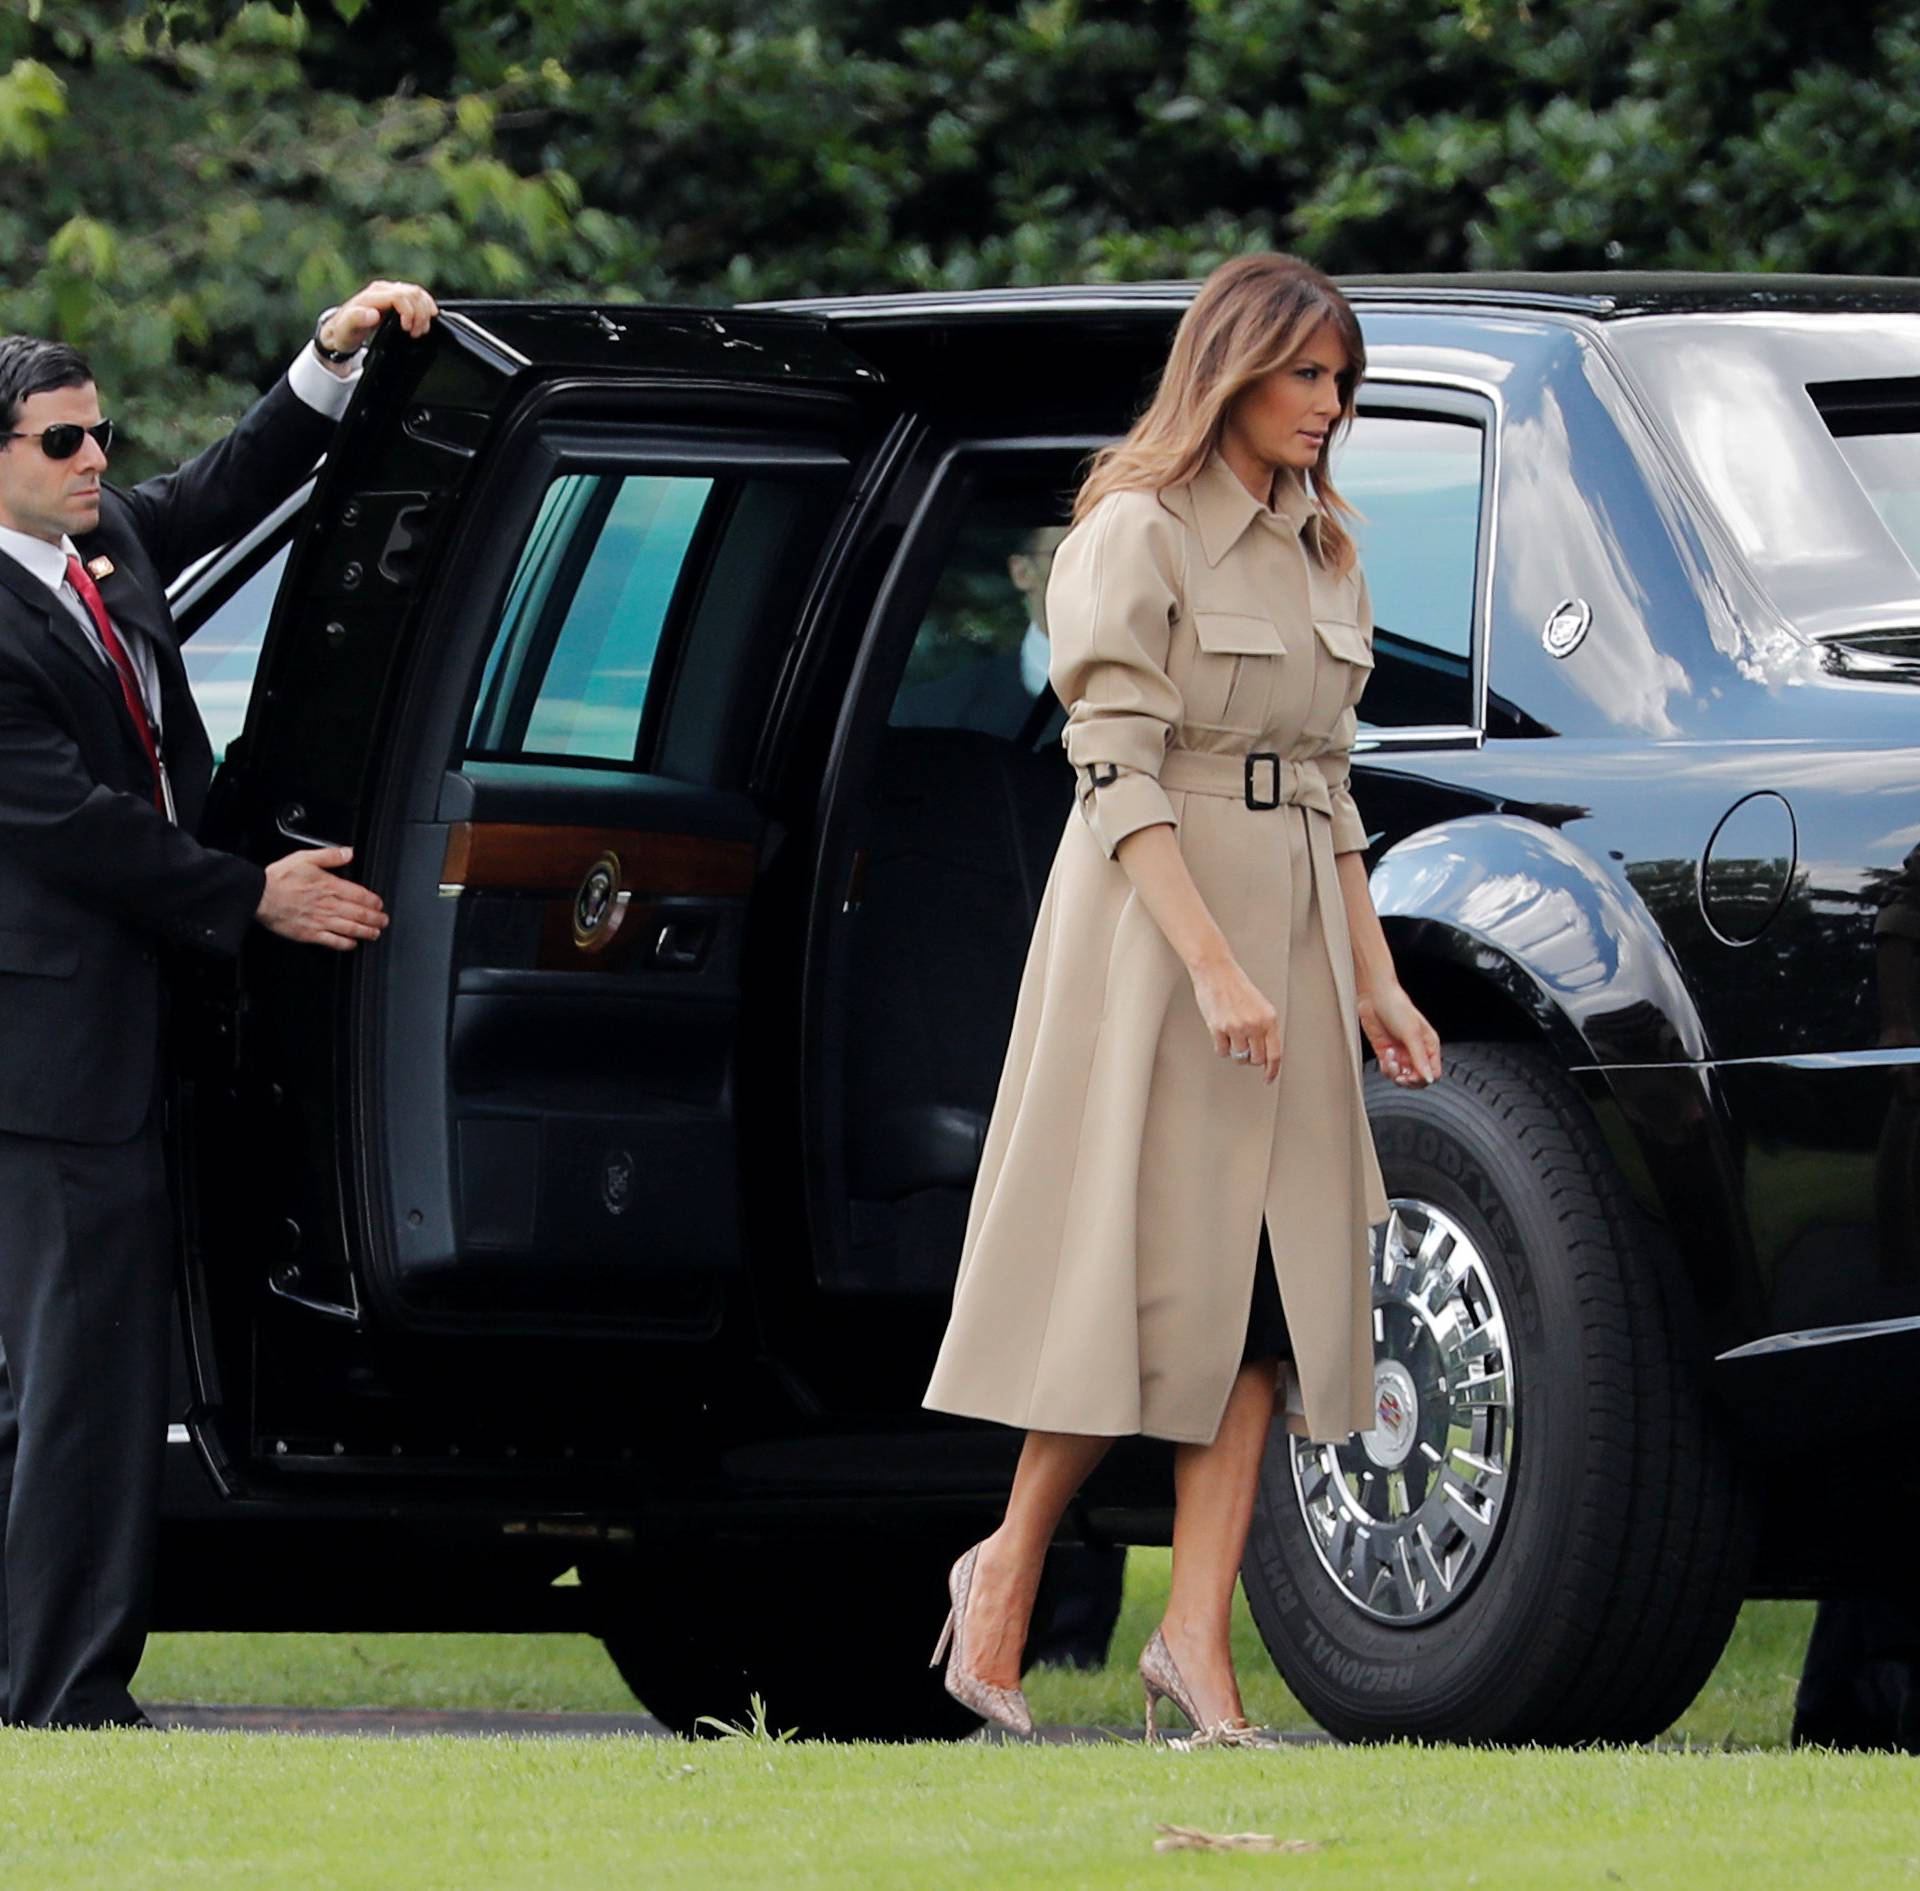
left=960, top=1429, right=1113, bottom=1689
left=1159, top=1356, right=1281, bottom=1725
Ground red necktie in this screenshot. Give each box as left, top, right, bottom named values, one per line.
left=65, top=554, right=164, bottom=812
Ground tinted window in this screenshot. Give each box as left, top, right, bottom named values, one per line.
left=1831, top=432, right=1920, bottom=568
left=1610, top=319, right=1920, bottom=642
left=181, top=540, right=291, bottom=765
left=1335, top=412, right=1483, bottom=729
left=470, top=473, right=710, bottom=764
left=890, top=505, right=1068, bottom=741
left=1809, top=379, right=1920, bottom=575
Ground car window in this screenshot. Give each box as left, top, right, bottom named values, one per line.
left=1335, top=411, right=1483, bottom=729
left=469, top=472, right=711, bottom=764
left=1609, top=317, right=1920, bottom=642
left=1831, top=432, right=1920, bottom=565
left=181, top=540, right=292, bottom=765
left=890, top=512, right=1069, bottom=740
left=1809, top=380, right=1920, bottom=576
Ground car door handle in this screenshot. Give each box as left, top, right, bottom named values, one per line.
left=649, top=918, right=712, bottom=970
left=276, top=804, right=351, bottom=851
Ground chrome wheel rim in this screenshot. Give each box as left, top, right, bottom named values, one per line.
left=1288, top=1198, right=1517, bottom=1626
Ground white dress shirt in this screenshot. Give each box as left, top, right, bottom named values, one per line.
left=1019, top=621, right=1050, bottom=698
left=0, top=342, right=361, bottom=730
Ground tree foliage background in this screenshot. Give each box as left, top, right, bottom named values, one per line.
left=4, top=0, right=1917, bottom=476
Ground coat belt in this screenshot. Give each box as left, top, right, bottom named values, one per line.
left=1154, top=748, right=1333, bottom=818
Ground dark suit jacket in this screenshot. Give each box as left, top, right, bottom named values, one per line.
left=892, top=641, right=1058, bottom=738
left=0, top=374, right=334, bottom=1144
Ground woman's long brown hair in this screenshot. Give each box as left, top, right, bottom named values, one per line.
left=1073, top=252, right=1367, bottom=573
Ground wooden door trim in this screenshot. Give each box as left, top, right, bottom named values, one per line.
left=440, top=822, right=755, bottom=897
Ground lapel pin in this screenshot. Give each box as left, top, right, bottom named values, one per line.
left=85, top=555, right=115, bottom=581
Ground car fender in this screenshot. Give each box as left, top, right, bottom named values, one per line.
left=1369, top=813, right=1703, bottom=1066
left=1369, top=814, right=1754, bottom=1338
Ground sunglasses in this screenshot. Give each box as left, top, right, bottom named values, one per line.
left=2, top=419, right=114, bottom=461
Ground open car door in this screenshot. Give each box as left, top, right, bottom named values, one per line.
left=180, top=304, right=894, bottom=1480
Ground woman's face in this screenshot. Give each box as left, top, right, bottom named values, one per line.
left=1224, top=321, right=1350, bottom=474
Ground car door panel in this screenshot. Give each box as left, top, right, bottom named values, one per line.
left=349, top=431, right=853, bottom=1333
left=182, top=307, right=892, bottom=1466
left=414, top=789, right=760, bottom=1312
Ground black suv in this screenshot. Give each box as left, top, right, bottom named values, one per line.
left=159, top=276, right=1920, bottom=1744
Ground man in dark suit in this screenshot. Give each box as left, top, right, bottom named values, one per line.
left=0, top=278, right=435, bottom=1727
left=892, top=525, right=1067, bottom=737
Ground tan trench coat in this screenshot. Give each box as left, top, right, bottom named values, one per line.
left=922, top=450, right=1389, bottom=1446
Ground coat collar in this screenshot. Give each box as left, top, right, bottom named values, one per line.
left=0, top=535, right=100, bottom=691
left=0, top=538, right=54, bottom=620
left=1187, top=448, right=1318, bottom=567
left=75, top=529, right=167, bottom=658
left=0, top=520, right=74, bottom=593
left=0, top=530, right=149, bottom=722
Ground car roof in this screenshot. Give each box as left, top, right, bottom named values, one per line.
left=440, top=280, right=1920, bottom=647
left=748, top=273, right=1920, bottom=324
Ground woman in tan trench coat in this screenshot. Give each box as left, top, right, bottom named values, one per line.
left=923, top=255, right=1443, bottom=1746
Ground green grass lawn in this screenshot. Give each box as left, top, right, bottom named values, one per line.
left=0, top=1557, right=1881, bottom=1891
left=2, top=1729, right=1913, bottom=1891
left=134, top=1549, right=1817, bottom=1749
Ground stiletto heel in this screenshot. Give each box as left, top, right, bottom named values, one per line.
left=1138, top=1626, right=1277, bottom=1750
left=932, top=1543, right=1035, bottom=1738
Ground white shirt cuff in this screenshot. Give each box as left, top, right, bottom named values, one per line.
left=285, top=341, right=363, bottom=419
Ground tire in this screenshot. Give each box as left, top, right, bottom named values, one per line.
left=585, top=1535, right=981, bottom=1741
left=1240, top=1041, right=1756, bottom=1745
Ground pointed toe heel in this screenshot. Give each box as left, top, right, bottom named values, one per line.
left=1139, top=1627, right=1193, bottom=1743
left=932, top=1544, right=1035, bottom=1739
left=1138, top=1625, right=1276, bottom=1751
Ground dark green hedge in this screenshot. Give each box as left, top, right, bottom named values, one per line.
left=5, top=1, right=1917, bottom=476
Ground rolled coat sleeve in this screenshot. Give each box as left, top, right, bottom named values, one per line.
left=1046, top=491, right=1185, bottom=860
left=1316, top=736, right=1371, bottom=855
left=1315, top=566, right=1374, bottom=855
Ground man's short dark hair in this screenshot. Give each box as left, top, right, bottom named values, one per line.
left=0, top=336, right=94, bottom=433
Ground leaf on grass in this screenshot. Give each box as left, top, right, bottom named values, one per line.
left=1151, top=1822, right=1326, bottom=1854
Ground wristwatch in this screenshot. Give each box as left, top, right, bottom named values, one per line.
left=311, top=307, right=364, bottom=366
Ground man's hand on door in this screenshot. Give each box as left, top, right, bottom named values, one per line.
left=255, top=846, right=389, bottom=951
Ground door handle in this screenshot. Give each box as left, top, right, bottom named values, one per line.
left=276, top=804, right=351, bottom=851
left=649, top=918, right=712, bottom=970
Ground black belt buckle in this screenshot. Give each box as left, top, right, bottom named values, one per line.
left=1086, top=761, right=1119, bottom=788
left=1244, top=751, right=1282, bottom=810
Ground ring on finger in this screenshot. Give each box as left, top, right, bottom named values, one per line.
left=1229, top=1045, right=1252, bottom=1062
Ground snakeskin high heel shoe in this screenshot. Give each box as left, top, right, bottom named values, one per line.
left=929, top=1543, right=1035, bottom=1738
left=1139, top=1626, right=1278, bottom=1750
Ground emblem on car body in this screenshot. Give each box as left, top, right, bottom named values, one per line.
left=601, top=1148, right=635, bottom=1216
left=572, top=851, right=629, bottom=953
left=1542, top=597, right=1592, bottom=658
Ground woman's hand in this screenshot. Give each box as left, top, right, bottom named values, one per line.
left=1357, top=982, right=1442, bottom=1087
left=1190, top=953, right=1282, bottom=1083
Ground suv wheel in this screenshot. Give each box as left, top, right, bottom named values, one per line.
left=1240, top=1041, right=1756, bottom=1744
left=587, top=1537, right=980, bottom=1741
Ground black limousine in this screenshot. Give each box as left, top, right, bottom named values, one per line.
left=154, top=274, right=1918, bottom=1744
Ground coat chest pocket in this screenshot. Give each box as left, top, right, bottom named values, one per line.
left=1311, top=613, right=1375, bottom=717
left=1184, top=611, right=1287, bottom=733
